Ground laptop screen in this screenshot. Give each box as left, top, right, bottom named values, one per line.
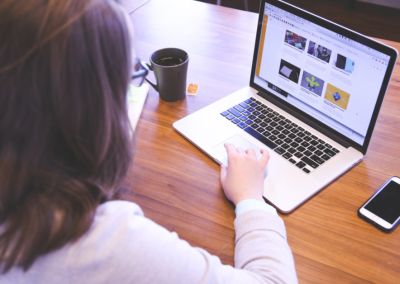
left=251, top=0, right=397, bottom=152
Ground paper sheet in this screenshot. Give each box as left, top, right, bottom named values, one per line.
left=127, top=83, right=150, bottom=130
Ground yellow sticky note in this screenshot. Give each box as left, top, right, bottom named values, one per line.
left=187, top=83, right=199, bottom=96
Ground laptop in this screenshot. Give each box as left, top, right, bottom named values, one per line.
left=173, top=0, right=398, bottom=213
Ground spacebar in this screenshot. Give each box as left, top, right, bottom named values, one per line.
left=244, top=127, right=277, bottom=149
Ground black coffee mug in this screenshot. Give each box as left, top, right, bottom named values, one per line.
left=146, top=48, right=189, bottom=102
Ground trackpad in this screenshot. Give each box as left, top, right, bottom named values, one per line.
left=210, top=134, right=265, bottom=166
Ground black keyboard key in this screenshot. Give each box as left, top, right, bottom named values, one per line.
left=259, top=114, right=266, bottom=119
left=272, top=130, right=279, bottom=135
left=276, top=125, right=284, bottom=131
left=282, top=143, right=290, bottom=149
left=310, top=154, right=325, bottom=165
left=226, top=114, right=235, bottom=120
left=301, top=141, right=310, bottom=148
left=310, top=140, right=318, bottom=146
left=274, top=147, right=285, bottom=154
left=303, top=136, right=312, bottom=142
left=315, top=150, right=323, bottom=156
left=288, top=148, right=296, bottom=154
left=296, top=161, right=306, bottom=169
left=237, top=122, right=247, bottom=129
left=269, top=135, right=277, bottom=141
left=288, top=133, right=296, bottom=139
left=253, top=111, right=260, bottom=116
left=234, top=105, right=245, bottom=112
left=324, top=148, right=336, bottom=157
left=266, top=125, right=273, bottom=131
left=244, top=127, right=277, bottom=149
left=270, top=121, right=278, bottom=127
left=292, top=128, right=300, bottom=134
left=245, top=119, right=253, bottom=125
left=317, top=144, right=325, bottom=150
left=248, top=114, right=256, bottom=120
left=332, top=148, right=340, bottom=153
left=278, top=133, right=286, bottom=139
left=294, top=152, right=303, bottom=158
left=251, top=123, right=258, bottom=129
left=298, top=132, right=305, bottom=138
left=301, top=156, right=319, bottom=168
left=290, top=142, right=299, bottom=148
left=284, top=138, right=292, bottom=144
left=239, top=102, right=250, bottom=109
left=289, top=158, right=296, bottom=164
left=283, top=152, right=292, bottom=159
left=228, top=108, right=242, bottom=117
left=297, top=146, right=306, bottom=152
left=275, top=139, right=283, bottom=145
left=294, top=137, right=302, bottom=143
left=256, top=105, right=264, bottom=111
left=254, top=118, right=262, bottom=123
left=304, top=150, right=312, bottom=156
left=263, top=131, right=271, bottom=137
left=242, top=110, right=250, bottom=116
left=321, top=154, right=331, bottom=160
left=308, top=145, right=316, bottom=152
left=303, top=168, right=310, bottom=174
left=282, top=129, right=290, bottom=135
left=255, top=126, right=264, bottom=133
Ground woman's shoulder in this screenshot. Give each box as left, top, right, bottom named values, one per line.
left=95, top=200, right=144, bottom=218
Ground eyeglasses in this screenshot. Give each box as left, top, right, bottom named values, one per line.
left=131, top=58, right=149, bottom=87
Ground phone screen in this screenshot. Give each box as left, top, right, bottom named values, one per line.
left=365, top=181, right=400, bottom=224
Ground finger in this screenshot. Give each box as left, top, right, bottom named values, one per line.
left=224, top=143, right=237, bottom=164
left=245, top=148, right=257, bottom=158
left=224, top=143, right=237, bottom=155
left=220, top=164, right=227, bottom=183
left=259, top=149, right=270, bottom=167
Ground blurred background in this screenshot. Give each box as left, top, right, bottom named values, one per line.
left=195, top=0, right=400, bottom=42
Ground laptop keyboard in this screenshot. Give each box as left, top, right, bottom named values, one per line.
left=221, top=97, right=340, bottom=174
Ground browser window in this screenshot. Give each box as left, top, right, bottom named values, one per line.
left=253, top=3, right=391, bottom=145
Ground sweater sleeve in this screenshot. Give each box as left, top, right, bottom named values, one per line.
left=68, top=201, right=297, bottom=284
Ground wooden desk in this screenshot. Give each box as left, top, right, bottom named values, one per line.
left=123, top=0, right=400, bottom=282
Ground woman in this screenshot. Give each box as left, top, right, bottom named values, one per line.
left=0, top=0, right=297, bottom=283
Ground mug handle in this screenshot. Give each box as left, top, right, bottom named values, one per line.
left=144, top=62, right=158, bottom=91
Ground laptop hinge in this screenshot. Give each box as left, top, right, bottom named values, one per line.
left=257, top=90, right=351, bottom=148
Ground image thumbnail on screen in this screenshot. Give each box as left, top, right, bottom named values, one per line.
left=334, top=54, right=355, bottom=73
left=300, top=71, right=325, bottom=96
left=279, top=59, right=301, bottom=83
left=324, top=83, right=351, bottom=110
left=284, top=30, right=307, bottom=51
left=307, top=41, right=332, bottom=63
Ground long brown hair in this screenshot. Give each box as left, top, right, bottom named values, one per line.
left=0, top=0, right=133, bottom=272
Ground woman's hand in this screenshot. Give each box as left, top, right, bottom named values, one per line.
left=220, top=143, right=270, bottom=205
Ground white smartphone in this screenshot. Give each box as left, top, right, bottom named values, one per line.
left=358, top=176, right=400, bottom=232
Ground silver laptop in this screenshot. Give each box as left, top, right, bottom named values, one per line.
left=173, top=0, right=398, bottom=213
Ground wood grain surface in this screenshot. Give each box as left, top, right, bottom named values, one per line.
left=121, top=0, right=400, bottom=283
